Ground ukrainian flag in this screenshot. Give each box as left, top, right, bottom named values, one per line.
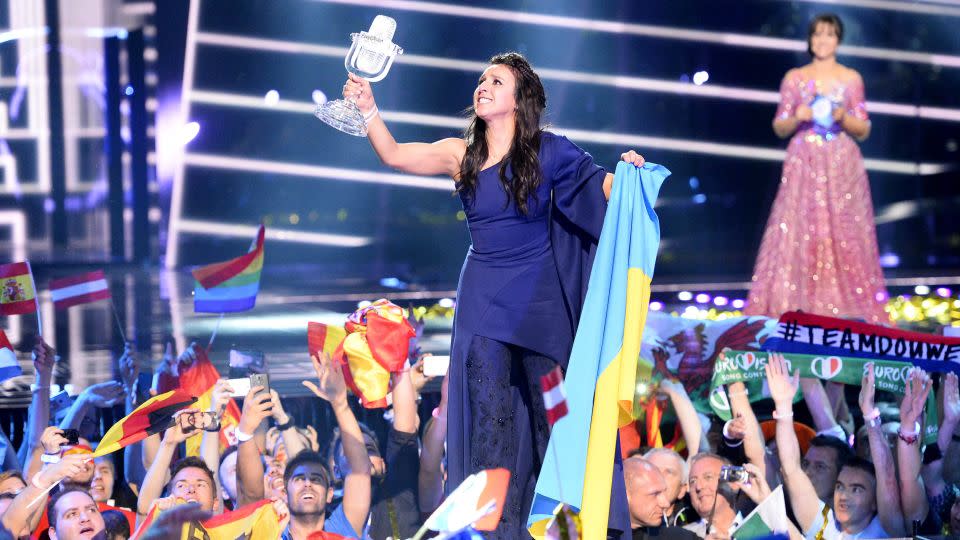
left=529, top=161, right=668, bottom=538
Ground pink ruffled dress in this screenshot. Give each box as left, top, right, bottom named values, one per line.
left=745, top=69, right=890, bottom=324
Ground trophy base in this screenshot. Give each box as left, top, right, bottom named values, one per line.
left=315, top=99, right=368, bottom=137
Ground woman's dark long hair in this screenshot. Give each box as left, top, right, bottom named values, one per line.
left=457, top=52, right=546, bottom=215
left=807, top=13, right=844, bottom=56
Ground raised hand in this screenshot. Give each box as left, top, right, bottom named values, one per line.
left=619, top=150, right=645, bottom=168
left=302, top=352, right=348, bottom=406
left=858, top=362, right=877, bottom=415
left=162, top=408, right=204, bottom=445
left=37, top=453, right=92, bottom=488
left=408, top=356, right=433, bottom=395
left=40, top=426, right=69, bottom=455
left=732, top=463, right=772, bottom=504
left=269, top=389, right=290, bottom=424
left=80, top=381, right=126, bottom=408
left=724, top=415, right=748, bottom=441
left=344, top=73, right=376, bottom=115
left=32, top=337, right=56, bottom=383
left=943, top=372, right=960, bottom=425
left=900, top=368, right=932, bottom=427
left=238, top=387, right=273, bottom=435
left=141, top=501, right=212, bottom=540
left=118, top=343, right=138, bottom=392
left=209, top=378, right=234, bottom=414
left=764, top=353, right=799, bottom=410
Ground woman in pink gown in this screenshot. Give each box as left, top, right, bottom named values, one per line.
left=745, top=13, right=890, bottom=324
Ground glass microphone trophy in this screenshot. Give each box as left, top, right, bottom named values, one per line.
left=315, top=15, right=403, bottom=137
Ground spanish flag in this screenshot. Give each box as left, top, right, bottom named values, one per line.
left=310, top=300, right=415, bottom=409
left=528, top=161, right=668, bottom=538
left=132, top=499, right=282, bottom=540
left=178, top=344, right=242, bottom=455
left=0, top=261, right=37, bottom=316
left=192, top=225, right=264, bottom=313
left=95, top=389, right=197, bottom=457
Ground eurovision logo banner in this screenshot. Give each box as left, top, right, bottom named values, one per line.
left=710, top=350, right=938, bottom=445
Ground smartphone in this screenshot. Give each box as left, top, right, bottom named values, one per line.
left=423, top=355, right=450, bottom=377
left=225, top=377, right=251, bottom=397
left=249, top=373, right=270, bottom=395
left=61, top=429, right=80, bottom=446
left=229, top=349, right=265, bottom=379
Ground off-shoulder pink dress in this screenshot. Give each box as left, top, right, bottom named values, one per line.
left=745, top=69, right=890, bottom=324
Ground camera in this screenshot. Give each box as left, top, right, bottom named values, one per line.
left=719, top=465, right=749, bottom=484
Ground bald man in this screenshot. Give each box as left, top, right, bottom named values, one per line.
left=625, top=457, right=699, bottom=540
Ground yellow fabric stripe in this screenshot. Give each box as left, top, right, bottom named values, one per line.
left=580, top=268, right=652, bottom=539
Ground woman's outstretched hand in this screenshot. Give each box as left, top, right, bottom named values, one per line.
left=619, top=150, right=645, bottom=168
left=343, top=73, right=377, bottom=116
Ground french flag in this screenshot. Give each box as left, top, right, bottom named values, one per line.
left=50, top=270, right=111, bottom=310
left=540, top=365, right=568, bottom=427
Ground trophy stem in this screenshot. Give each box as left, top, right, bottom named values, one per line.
left=315, top=97, right=368, bottom=137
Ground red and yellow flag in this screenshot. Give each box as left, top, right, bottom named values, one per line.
left=0, top=261, right=36, bottom=316
left=95, top=389, right=196, bottom=457
left=178, top=344, right=241, bottom=455
left=309, top=300, right=414, bottom=409
left=132, top=499, right=281, bottom=540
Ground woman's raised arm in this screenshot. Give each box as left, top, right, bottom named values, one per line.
left=344, top=74, right=464, bottom=177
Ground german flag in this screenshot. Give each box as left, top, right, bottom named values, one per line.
left=94, top=389, right=196, bottom=457
left=178, top=344, right=241, bottom=455
left=131, top=499, right=282, bottom=540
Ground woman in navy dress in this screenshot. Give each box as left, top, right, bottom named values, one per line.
left=343, top=52, right=644, bottom=538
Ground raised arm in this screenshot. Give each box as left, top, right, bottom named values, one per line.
left=766, top=353, right=823, bottom=532
left=726, top=379, right=767, bottom=477
left=235, top=386, right=273, bottom=506
left=897, top=368, right=932, bottom=525
left=59, top=380, right=126, bottom=431
left=659, top=379, right=702, bottom=456
left=118, top=344, right=147, bottom=488
left=20, top=338, right=55, bottom=469
left=268, top=389, right=306, bottom=460
left=2, top=452, right=89, bottom=537
left=799, top=377, right=843, bottom=438
left=137, top=410, right=201, bottom=516
left=419, top=375, right=448, bottom=514
left=344, top=74, right=464, bottom=177
left=201, top=379, right=232, bottom=507
left=303, top=353, right=371, bottom=536
left=859, top=363, right=905, bottom=536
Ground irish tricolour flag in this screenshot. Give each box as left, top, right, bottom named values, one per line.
left=50, top=270, right=111, bottom=310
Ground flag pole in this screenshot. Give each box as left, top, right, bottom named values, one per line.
left=27, top=261, right=41, bottom=337
left=108, top=296, right=128, bottom=343
left=26, top=478, right=62, bottom=509
left=206, top=313, right=224, bottom=353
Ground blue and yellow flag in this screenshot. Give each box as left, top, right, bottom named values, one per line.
left=528, top=161, right=669, bottom=538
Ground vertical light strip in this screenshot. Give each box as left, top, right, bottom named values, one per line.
left=164, top=0, right=202, bottom=268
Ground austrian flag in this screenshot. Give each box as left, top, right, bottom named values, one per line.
left=50, top=270, right=111, bottom=310
left=540, top=366, right=568, bottom=426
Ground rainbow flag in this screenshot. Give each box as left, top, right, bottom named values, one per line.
left=528, top=161, right=669, bottom=538
left=192, top=225, right=264, bottom=313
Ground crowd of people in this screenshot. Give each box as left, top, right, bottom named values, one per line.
left=3, top=330, right=960, bottom=540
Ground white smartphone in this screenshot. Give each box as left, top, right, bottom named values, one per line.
left=423, top=355, right=450, bottom=377
left=226, top=377, right=251, bottom=397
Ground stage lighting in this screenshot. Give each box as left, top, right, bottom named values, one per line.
left=677, top=291, right=692, bottom=301
left=693, top=71, right=709, bottom=86
left=182, top=122, right=201, bottom=145
left=264, top=89, right=280, bottom=106
left=915, top=285, right=931, bottom=295
left=649, top=301, right=663, bottom=311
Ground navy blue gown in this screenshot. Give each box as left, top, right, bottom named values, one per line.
left=448, top=131, right=609, bottom=538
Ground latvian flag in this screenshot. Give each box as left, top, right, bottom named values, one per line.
left=540, top=365, right=568, bottom=427
left=50, top=270, right=111, bottom=310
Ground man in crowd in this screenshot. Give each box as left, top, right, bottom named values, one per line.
left=682, top=453, right=742, bottom=538
left=624, top=456, right=698, bottom=540
left=643, top=448, right=691, bottom=527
